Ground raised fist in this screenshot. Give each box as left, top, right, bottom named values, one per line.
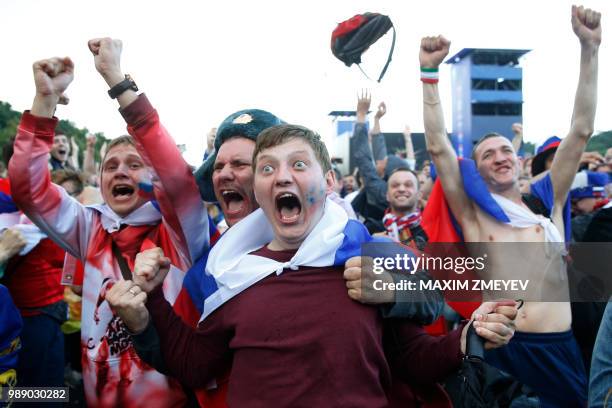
left=88, top=38, right=124, bottom=85
left=571, top=5, right=602, bottom=47
left=419, top=35, right=451, bottom=69
left=133, top=247, right=171, bottom=293
left=511, top=123, right=523, bottom=135
left=374, top=102, right=387, bottom=120
left=32, top=57, right=74, bottom=101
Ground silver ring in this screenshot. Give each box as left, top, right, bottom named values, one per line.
left=129, top=288, right=138, bottom=296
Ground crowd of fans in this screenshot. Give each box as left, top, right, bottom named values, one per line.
left=0, top=5, right=610, bottom=408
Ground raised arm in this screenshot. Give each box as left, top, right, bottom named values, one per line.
left=82, top=133, right=97, bottom=177
left=8, top=57, right=93, bottom=259
left=89, top=38, right=209, bottom=264
left=403, top=125, right=416, bottom=170
left=352, top=92, right=388, bottom=206
left=420, top=36, right=475, bottom=225
left=370, top=102, right=389, bottom=167
left=511, top=123, right=523, bottom=153
left=550, top=6, right=601, bottom=215
left=69, top=137, right=80, bottom=170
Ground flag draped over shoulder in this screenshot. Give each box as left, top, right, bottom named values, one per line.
left=170, top=198, right=383, bottom=408
left=169, top=216, right=224, bottom=408
left=423, top=160, right=510, bottom=242
left=421, top=159, right=570, bottom=318
left=201, top=198, right=379, bottom=321
left=173, top=199, right=385, bottom=325
left=172, top=216, right=221, bottom=326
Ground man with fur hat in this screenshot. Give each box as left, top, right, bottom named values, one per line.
left=111, top=123, right=517, bottom=407
left=114, top=105, right=444, bottom=407
left=111, top=107, right=287, bottom=408
left=194, top=109, right=284, bottom=226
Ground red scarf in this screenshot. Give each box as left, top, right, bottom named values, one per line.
left=110, top=225, right=158, bottom=270
left=382, top=208, right=421, bottom=244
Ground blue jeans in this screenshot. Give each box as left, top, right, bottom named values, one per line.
left=589, top=300, right=612, bottom=408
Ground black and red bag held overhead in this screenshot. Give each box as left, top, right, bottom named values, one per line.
left=330, top=12, right=396, bottom=82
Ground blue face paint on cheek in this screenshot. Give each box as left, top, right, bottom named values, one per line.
left=305, top=187, right=317, bottom=206
left=304, top=184, right=326, bottom=207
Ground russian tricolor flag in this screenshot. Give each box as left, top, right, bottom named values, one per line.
left=422, top=159, right=571, bottom=318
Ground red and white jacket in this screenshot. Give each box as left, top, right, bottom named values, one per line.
left=9, top=95, right=209, bottom=408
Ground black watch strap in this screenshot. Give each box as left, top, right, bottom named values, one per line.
left=108, top=74, right=138, bottom=99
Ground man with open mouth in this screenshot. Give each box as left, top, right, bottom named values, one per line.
left=418, top=6, right=600, bottom=406
left=48, top=132, right=74, bottom=171
left=196, top=109, right=285, bottom=228
left=106, top=124, right=517, bottom=407
left=9, top=38, right=210, bottom=407
left=114, top=108, right=445, bottom=406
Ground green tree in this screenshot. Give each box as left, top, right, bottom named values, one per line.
left=0, top=102, right=21, bottom=148
left=586, top=130, right=612, bottom=154
left=0, top=100, right=110, bottom=166
left=523, top=141, right=536, bottom=156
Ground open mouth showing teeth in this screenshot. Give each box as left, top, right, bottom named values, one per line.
left=112, top=185, right=135, bottom=197
left=222, top=190, right=245, bottom=213
left=275, top=193, right=302, bottom=223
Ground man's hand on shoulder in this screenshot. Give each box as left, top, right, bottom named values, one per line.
left=343, top=256, right=395, bottom=304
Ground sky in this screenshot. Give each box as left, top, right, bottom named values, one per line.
left=1, top=0, right=611, bottom=165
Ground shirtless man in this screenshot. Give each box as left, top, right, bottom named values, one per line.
left=418, top=5, right=600, bottom=407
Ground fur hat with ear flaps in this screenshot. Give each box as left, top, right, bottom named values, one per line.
left=195, top=109, right=284, bottom=202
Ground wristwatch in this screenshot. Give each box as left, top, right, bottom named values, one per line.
left=108, top=74, right=138, bottom=99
